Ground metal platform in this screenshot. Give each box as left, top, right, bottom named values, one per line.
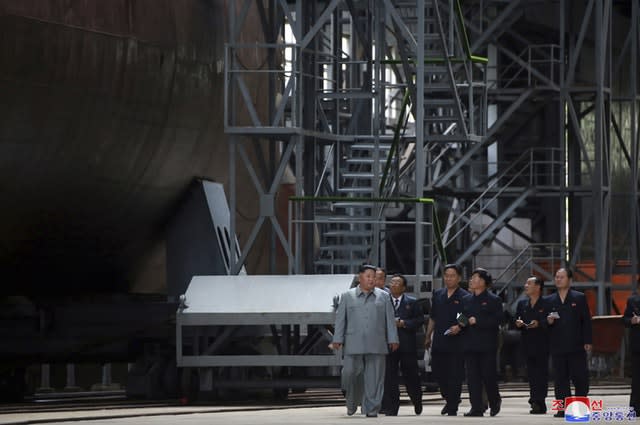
left=176, top=274, right=353, bottom=368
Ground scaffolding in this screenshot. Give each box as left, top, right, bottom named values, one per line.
left=224, top=0, right=640, bottom=313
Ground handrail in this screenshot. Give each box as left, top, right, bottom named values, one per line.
left=442, top=149, right=530, bottom=244
left=488, top=44, right=561, bottom=89
left=289, top=195, right=447, bottom=266
left=493, top=245, right=534, bottom=287
left=488, top=45, right=529, bottom=90
left=314, top=143, right=335, bottom=197
left=454, top=0, right=488, bottom=64
left=380, top=0, right=488, bottom=65
left=290, top=196, right=434, bottom=203
left=379, top=89, right=411, bottom=194
left=493, top=243, right=565, bottom=296
left=496, top=260, right=532, bottom=297
left=442, top=147, right=562, bottom=250
left=444, top=167, right=527, bottom=247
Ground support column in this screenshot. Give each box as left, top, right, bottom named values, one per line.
left=593, top=0, right=611, bottom=315
left=37, top=364, right=53, bottom=393
left=92, top=363, right=120, bottom=391
left=559, top=0, right=568, bottom=263
left=229, top=135, right=238, bottom=274
left=631, top=0, right=639, bottom=294
left=64, top=363, right=81, bottom=392
left=301, top=1, right=316, bottom=274
left=415, top=0, right=425, bottom=279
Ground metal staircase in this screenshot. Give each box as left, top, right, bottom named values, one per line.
left=390, top=0, right=486, bottom=144
left=493, top=243, right=565, bottom=296
left=226, top=0, right=636, bottom=318
left=303, top=0, right=490, bottom=275
left=313, top=140, right=394, bottom=273
left=437, top=147, right=562, bottom=272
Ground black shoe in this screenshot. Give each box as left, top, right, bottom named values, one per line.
left=441, top=405, right=448, bottom=415
left=384, top=411, right=397, bottom=416
left=554, top=411, right=565, bottom=418
left=347, top=407, right=357, bottom=416
left=366, top=412, right=378, bottom=417
left=447, top=411, right=458, bottom=416
left=414, top=401, right=423, bottom=415
left=490, top=399, right=502, bottom=417
left=530, top=401, right=546, bottom=414
left=464, top=410, right=483, bottom=417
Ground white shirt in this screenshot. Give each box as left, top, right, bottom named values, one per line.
left=393, top=296, right=403, bottom=309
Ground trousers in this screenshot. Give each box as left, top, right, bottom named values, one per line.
left=465, top=351, right=501, bottom=412
left=551, top=351, right=589, bottom=402
left=525, top=353, right=549, bottom=406
left=432, top=350, right=465, bottom=413
left=630, top=352, right=640, bottom=412
left=382, top=351, right=422, bottom=414
left=342, top=354, right=386, bottom=415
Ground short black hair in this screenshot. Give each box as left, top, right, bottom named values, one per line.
left=443, top=263, right=463, bottom=276
left=376, top=267, right=386, bottom=275
left=472, top=267, right=492, bottom=286
left=391, top=273, right=407, bottom=287
left=528, top=276, right=544, bottom=288
left=557, top=267, right=573, bottom=279
left=359, top=264, right=376, bottom=273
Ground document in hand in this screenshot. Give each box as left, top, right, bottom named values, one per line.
left=456, top=312, right=469, bottom=326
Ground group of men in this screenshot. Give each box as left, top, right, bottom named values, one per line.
left=426, top=264, right=503, bottom=417
left=331, top=263, right=595, bottom=418
left=516, top=268, right=592, bottom=418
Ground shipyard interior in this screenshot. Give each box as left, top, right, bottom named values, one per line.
left=1, top=0, right=640, bottom=422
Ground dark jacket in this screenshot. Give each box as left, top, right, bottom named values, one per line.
left=544, top=289, right=592, bottom=355
left=461, top=289, right=503, bottom=353
left=392, top=294, right=424, bottom=353
left=430, top=286, right=470, bottom=353
left=623, top=294, right=640, bottom=353
left=515, top=297, right=550, bottom=355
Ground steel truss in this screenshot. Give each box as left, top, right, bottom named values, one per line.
left=224, top=0, right=640, bottom=313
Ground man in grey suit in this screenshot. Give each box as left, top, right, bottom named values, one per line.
left=331, top=264, right=399, bottom=417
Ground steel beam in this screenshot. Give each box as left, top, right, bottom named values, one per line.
left=632, top=0, right=639, bottom=293
left=415, top=0, right=425, bottom=278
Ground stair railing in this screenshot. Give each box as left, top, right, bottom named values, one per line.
left=488, top=44, right=561, bottom=90
left=493, top=243, right=566, bottom=297
left=442, top=147, right=562, bottom=250
left=442, top=149, right=531, bottom=248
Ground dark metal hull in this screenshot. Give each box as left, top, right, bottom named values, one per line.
left=0, top=1, right=234, bottom=293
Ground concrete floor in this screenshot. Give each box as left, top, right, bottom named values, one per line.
left=0, top=385, right=633, bottom=424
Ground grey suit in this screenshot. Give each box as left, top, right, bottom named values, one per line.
left=333, top=286, right=399, bottom=415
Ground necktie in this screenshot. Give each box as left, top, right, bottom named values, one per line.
left=394, top=298, right=399, bottom=310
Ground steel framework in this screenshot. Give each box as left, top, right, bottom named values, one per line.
left=224, top=0, right=640, bottom=312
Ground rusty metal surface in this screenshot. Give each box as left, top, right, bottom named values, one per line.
left=0, top=1, right=250, bottom=293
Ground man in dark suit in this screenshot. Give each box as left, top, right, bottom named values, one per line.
left=425, top=263, right=469, bottom=416
left=515, top=276, right=550, bottom=414
left=461, top=267, right=503, bottom=417
left=624, top=293, right=640, bottom=414
left=382, top=273, right=423, bottom=416
left=545, top=267, right=592, bottom=418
